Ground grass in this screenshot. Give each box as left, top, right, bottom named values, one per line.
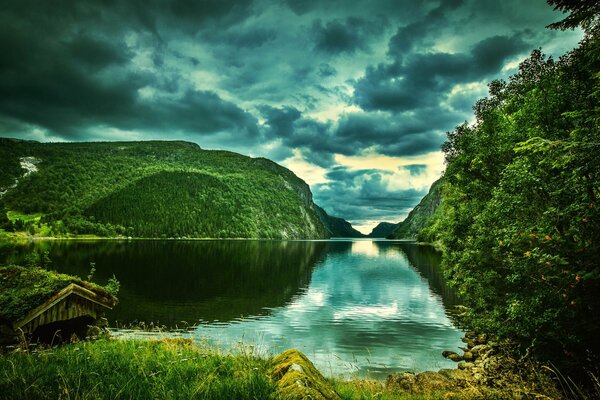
left=0, top=339, right=474, bottom=400
left=0, top=338, right=276, bottom=400
left=2, top=337, right=592, bottom=400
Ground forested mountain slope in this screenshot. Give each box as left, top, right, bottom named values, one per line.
left=387, top=178, right=444, bottom=240
left=313, top=205, right=366, bottom=238
left=0, top=139, right=328, bottom=239
left=367, top=222, right=400, bottom=238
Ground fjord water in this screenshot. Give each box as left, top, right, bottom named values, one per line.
left=1, top=239, right=464, bottom=377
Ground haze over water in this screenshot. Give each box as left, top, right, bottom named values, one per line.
left=1, top=239, right=464, bottom=378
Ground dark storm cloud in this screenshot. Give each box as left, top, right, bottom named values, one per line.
left=0, top=0, right=260, bottom=140
left=260, top=104, right=453, bottom=168
left=318, top=63, right=337, bottom=77
left=388, top=0, right=464, bottom=55
left=311, top=17, right=385, bottom=54
left=0, top=0, right=583, bottom=226
left=354, top=34, right=529, bottom=112
left=313, top=166, right=428, bottom=225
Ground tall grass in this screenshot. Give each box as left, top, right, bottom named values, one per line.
left=0, top=338, right=276, bottom=399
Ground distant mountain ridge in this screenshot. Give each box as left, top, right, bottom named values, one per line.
left=0, top=139, right=329, bottom=239
left=367, top=222, right=400, bottom=238
left=314, top=205, right=366, bottom=238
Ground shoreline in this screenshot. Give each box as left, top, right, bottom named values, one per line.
left=1, top=233, right=419, bottom=243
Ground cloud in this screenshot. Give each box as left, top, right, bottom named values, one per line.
left=387, top=0, right=465, bottom=55
left=354, top=34, right=529, bottom=112
left=0, top=0, right=583, bottom=227
left=311, top=17, right=385, bottom=54
left=0, top=0, right=260, bottom=141
left=313, top=166, right=429, bottom=230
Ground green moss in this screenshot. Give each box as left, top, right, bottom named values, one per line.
left=0, top=265, right=115, bottom=324
left=270, top=349, right=341, bottom=400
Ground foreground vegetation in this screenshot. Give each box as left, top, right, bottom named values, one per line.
left=392, top=2, right=600, bottom=386
left=2, top=337, right=588, bottom=400
left=0, top=140, right=328, bottom=239
left=0, top=339, right=276, bottom=400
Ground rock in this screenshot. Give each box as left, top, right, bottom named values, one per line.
left=270, top=349, right=340, bottom=400
left=458, top=362, right=474, bottom=370
left=476, top=333, right=488, bottom=344
left=86, top=325, right=101, bottom=338
left=442, top=351, right=463, bottom=362
left=387, top=371, right=455, bottom=394
left=470, top=344, right=488, bottom=356
left=463, top=351, right=474, bottom=361
left=386, top=372, right=416, bottom=392
left=465, top=331, right=478, bottom=339
left=461, top=337, right=475, bottom=348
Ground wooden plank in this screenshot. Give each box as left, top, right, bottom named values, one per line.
left=13, top=283, right=115, bottom=330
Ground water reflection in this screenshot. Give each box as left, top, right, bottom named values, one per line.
left=0, top=239, right=464, bottom=377
left=0, top=240, right=326, bottom=325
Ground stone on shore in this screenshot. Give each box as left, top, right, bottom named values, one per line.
left=270, top=349, right=340, bottom=400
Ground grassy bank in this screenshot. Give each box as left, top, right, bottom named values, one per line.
left=1, top=337, right=580, bottom=400
left=0, top=338, right=462, bottom=400
left=0, top=339, right=276, bottom=400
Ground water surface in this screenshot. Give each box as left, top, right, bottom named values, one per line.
left=1, top=239, right=463, bottom=378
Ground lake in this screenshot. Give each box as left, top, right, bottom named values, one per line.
left=0, top=239, right=464, bottom=378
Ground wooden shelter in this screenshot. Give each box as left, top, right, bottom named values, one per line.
left=0, top=266, right=117, bottom=344
left=12, top=283, right=115, bottom=337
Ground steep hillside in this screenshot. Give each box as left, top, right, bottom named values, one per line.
left=0, top=139, right=328, bottom=239
left=313, top=205, right=366, bottom=238
left=388, top=178, right=444, bottom=239
left=367, top=222, right=400, bottom=238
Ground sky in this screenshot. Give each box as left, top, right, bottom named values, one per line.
left=0, top=0, right=583, bottom=233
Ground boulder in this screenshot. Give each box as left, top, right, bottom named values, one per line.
left=476, top=333, right=488, bottom=345
left=458, top=362, right=474, bottom=370
left=442, top=351, right=464, bottom=362
left=470, top=344, right=488, bottom=357
left=270, top=349, right=340, bottom=400
left=463, top=351, right=474, bottom=361
left=465, top=331, right=478, bottom=339
left=386, top=372, right=416, bottom=392
left=461, top=337, right=476, bottom=348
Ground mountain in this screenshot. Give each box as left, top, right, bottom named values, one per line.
left=0, top=139, right=329, bottom=239
left=314, top=205, right=366, bottom=238
left=387, top=178, right=444, bottom=240
left=367, top=222, right=400, bottom=238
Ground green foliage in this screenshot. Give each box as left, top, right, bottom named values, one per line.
left=105, top=274, right=120, bottom=297
left=0, top=338, right=276, bottom=400
left=0, top=208, right=11, bottom=231
left=426, top=29, right=600, bottom=372
left=0, top=265, right=115, bottom=323
left=0, top=140, right=328, bottom=239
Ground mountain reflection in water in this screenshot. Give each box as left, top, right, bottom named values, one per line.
left=1, top=239, right=464, bottom=377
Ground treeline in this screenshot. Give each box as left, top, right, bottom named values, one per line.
left=0, top=141, right=327, bottom=239
left=423, top=13, right=599, bottom=376
left=84, top=171, right=319, bottom=239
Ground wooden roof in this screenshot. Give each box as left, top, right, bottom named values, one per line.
left=13, top=283, right=116, bottom=332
